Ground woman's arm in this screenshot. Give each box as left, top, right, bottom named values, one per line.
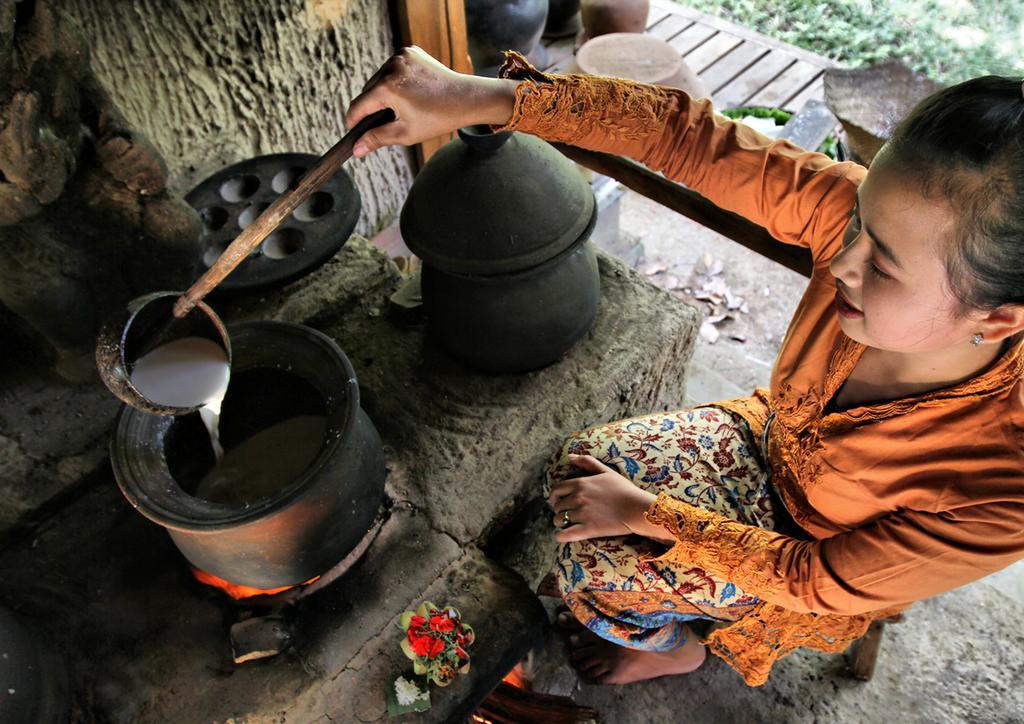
left=550, top=454, right=1024, bottom=616
left=493, top=51, right=862, bottom=265
left=344, top=46, right=519, bottom=158
left=646, top=491, right=1024, bottom=615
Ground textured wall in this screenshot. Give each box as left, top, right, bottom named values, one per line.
left=62, top=0, right=414, bottom=236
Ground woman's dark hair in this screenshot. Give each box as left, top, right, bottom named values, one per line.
left=881, top=76, right=1024, bottom=341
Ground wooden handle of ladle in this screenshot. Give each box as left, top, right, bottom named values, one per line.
left=173, top=107, right=396, bottom=318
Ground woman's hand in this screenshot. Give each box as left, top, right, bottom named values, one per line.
left=344, top=46, right=519, bottom=158
left=548, top=454, right=674, bottom=544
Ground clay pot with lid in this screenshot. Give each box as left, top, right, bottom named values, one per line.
left=111, top=321, right=385, bottom=589
left=401, top=126, right=599, bottom=373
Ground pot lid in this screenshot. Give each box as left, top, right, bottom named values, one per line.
left=400, top=126, right=596, bottom=275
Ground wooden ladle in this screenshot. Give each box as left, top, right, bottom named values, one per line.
left=96, top=108, right=395, bottom=413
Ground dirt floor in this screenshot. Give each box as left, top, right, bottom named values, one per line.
left=617, top=189, right=808, bottom=402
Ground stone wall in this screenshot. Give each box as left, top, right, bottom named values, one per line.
left=61, top=0, right=414, bottom=237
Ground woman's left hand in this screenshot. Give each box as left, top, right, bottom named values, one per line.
left=548, top=454, right=658, bottom=543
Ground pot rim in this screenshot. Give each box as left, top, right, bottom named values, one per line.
left=111, top=320, right=359, bottom=531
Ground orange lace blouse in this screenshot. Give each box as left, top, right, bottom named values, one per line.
left=496, top=52, right=1024, bottom=685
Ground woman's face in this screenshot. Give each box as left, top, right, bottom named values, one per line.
left=828, top=159, right=983, bottom=353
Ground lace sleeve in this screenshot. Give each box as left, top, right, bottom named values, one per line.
left=644, top=492, right=786, bottom=598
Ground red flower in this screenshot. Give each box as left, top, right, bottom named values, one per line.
left=408, top=615, right=427, bottom=631
left=455, top=646, right=469, bottom=660
left=408, top=632, right=435, bottom=658
left=429, top=614, right=456, bottom=633
left=426, top=636, right=445, bottom=660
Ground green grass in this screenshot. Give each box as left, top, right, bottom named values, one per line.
left=673, top=0, right=1024, bottom=84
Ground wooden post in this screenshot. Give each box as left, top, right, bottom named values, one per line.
left=394, top=0, right=474, bottom=169
left=850, top=620, right=886, bottom=681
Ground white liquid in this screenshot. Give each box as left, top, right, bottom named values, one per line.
left=194, top=416, right=326, bottom=505
left=130, top=337, right=231, bottom=460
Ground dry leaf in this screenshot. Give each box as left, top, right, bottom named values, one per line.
left=705, top=313, right=733, bottom=325
left=693, top=292, right=722, bottom=304
left=729, top=334, right=747, bottom=343
left=725, top=289, right=745, bottom=310
left=740, top=302, right=750, bottom=314
left=640, top=262, right=666, bottom=276
left=663, top=274, right=681, bottom=290
left=706, top=258, right=724, bottom=276
left=699, top=321, right=720, bottom=344
left=701, top=252, right=714, bottom=270
left=701, top=277, right=729, bottom=296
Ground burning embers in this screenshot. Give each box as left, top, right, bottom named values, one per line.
left=191, top=568, right=320, bottom=601
left=471, top=662, right=599, bottom=724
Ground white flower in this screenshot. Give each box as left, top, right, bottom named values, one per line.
left=394, top=676, right=427, bottom=706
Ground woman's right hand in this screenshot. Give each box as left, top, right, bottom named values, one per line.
left=345, top=46, right=519, bottom=158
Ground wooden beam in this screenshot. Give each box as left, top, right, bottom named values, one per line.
left=394, top=0, right=473, bottom=169
left=551, top=144, right=813, bottom=278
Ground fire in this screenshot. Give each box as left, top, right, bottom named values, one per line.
left=191, top=567, right=319, bottom=600
left=502, top=663, right=529, bottom=690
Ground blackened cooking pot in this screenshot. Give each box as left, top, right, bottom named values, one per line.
left=401, top=126, right=600, bottom=373
left=465, top=0, right=549, bottom=76
left=111, top=321, right=385, bottom=589
left=421, top=227, right=598, bottom=372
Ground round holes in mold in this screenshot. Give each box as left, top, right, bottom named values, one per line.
left=201, top=206, right=229, bottom=232
left=203, top=241, right=228, bottom=268
left=272, top=167, right=307, bottom=194
left=238, top=202, right=270, bottom=229
left=294, top=192, right=334, bottom=222
left=262, top=228, right=305, bottom=259
left=219, top=175, right=260, bottom=202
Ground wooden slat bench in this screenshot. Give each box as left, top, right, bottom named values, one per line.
left=541, top=0, right=839, bottom=112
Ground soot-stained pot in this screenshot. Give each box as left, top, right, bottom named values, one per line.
left=465, top=0, right=549, bottom=76
left=401, top=126, right=599, bottom=373
left=544, top=0, right=582, bottom=39
left=111, top=321, right=385, bottom=589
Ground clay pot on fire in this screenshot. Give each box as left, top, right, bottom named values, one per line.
left=111, top=320, right=385, bottom=589
left=465, top=0, right=550, bottom=76
left=400, top=126, right=599, bottom=373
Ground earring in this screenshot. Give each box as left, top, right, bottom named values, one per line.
left=971, top=333, right=984, bottom=347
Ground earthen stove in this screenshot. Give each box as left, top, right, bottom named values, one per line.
left=0, top=237, right=700, bottom=721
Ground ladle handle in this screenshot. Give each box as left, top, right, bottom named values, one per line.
left=173, top=107, right=396, bottom=318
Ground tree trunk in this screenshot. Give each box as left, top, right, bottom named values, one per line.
left=61, top=0, right=414, bottom=237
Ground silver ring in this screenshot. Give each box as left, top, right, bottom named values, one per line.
left=561, top=510, right=571, bottom=528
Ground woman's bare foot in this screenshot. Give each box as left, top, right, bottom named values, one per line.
left=568, top=626, right=706, bottom=684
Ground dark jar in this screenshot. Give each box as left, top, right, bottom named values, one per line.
left=111, top=321, right=385, bottom=589
left=464, top=0, right=549, bottom=76
left=401, top=126, right=599, bottom=373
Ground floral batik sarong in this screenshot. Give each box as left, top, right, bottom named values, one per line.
left=545, top=406, right=777, bottom=653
